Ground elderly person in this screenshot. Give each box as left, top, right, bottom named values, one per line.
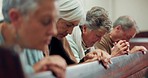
left=0, top=0, right=66, bottom=78
left=49, top=0, right=85, bottom=64
left=66, top=6, right=112, bottom=68
left=94, top=15, right=147, bottom=57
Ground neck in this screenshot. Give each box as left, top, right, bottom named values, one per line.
left=82, top=35, right=88, bottom=48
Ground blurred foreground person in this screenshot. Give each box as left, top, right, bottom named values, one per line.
left=0, top=0, right=66, bottom=78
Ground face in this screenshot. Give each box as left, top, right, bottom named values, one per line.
left=83, top=27, right=107, bottom=47
left=118, top=26, right=137, bottom=42
left=15, top=0, right=57, bottom=51
left=56, top=18, right=80, bottom=40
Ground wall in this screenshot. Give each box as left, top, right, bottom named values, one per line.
left=113, top=0, right=148, bottom=31
left=0, top=0, right=3, bottom=20
left=81, top=0, right=113, bottom=19
left=81, top=0, right=148, bottom=31
left=0, top=0, right=148, bottom=31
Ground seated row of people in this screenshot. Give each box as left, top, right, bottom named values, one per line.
left=0, top=0, right=147, bottom=78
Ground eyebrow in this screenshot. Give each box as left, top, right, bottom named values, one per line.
left=70, top=22, right=75, bottom=26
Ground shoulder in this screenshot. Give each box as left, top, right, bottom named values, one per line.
left=94, top=34, right=109, bottom=49
left=66, top=35, right=77, bottom=48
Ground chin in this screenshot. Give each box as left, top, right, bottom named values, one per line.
left=57, top=36, right=63, bottom=40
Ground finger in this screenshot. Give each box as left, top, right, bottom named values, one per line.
left=143, top=51, right=147, bottom=54
left=141, top=50, right=147, bottom=54
left=125, top=42, right=130, bottom=46
left=118, top=40, right=126, bottom=45
left=100, top=61, right=109, bottom=69
left=120, top=42, right=127, bottom=47
left=122, top=51, right=129, bottom=55
left=121, top=46, right=129, bottom=52
left=85, top=56, right=98, bottom=62
left=108, top=58, right=113, bottom=64
left=49, top=66, right=66, bottom=78
left=113, top=42, right=117, bottom=45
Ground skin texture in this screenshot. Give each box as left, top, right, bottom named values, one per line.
left=56, top=18, right=80, bottom=40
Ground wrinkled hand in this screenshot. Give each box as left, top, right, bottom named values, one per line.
left=130, top=46, right=147, bottom=54
left=83, top=49, right=112, bottom=69
left=33, top=55, right=67, bottom=78
left=111, top=40, right=130, bottom=57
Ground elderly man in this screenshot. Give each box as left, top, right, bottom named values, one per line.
left=0, top=0, right=66, bottom=78
left=66, top=6, right=112, bottom=67
left=94, top=15, right=147, bottom=57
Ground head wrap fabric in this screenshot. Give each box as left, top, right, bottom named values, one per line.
left=57, top=0, right=85, bottom=21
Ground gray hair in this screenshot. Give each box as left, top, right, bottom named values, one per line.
left=113, top=15, right=139, bottom=32
left=2, top=0, right=45, bottom=23
left=85, top=6, right=111, bottom=32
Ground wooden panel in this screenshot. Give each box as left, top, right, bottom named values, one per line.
left=135, top=31, right=148, bottom=38
left=127, top=67, right=148, bottom=78
left=29, top=52, right=148, bottom=78
left=130, top=38, right=148, bottom=49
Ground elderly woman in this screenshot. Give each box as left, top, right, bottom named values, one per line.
left=0, top=0, right=66, bottom=78
left=49, top=0, right=85, bottom=64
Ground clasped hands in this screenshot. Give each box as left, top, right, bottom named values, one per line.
left=111, top=40, right=147, bottom=57
left=83, top=49, right=112, bottom=69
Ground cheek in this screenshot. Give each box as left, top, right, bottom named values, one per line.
left=57, top=24, right=67, bottom=32
left=24, top=22, right=45, bottom=39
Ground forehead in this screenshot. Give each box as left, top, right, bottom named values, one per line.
left=126, top=27, right=137, bottom=35
left=31, top=0, right=57, bottom=17
left=61, top=18, right=80, bottom=25
left=91, top=28, right=107, bottom=35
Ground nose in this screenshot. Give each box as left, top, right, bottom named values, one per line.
left=47, top=22, right=57, bottom=36
left=67, top=26, right=74, bottom=34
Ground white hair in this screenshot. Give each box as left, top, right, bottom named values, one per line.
left=57, top=0, right=85, bottom=21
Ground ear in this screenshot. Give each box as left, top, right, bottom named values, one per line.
left=82, top=25, right=88, bottom=34
left=8, top=9, right=22, bottom=27
left=115, top=25, right=122, bottom=31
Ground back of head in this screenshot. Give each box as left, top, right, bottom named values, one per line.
left=113, top=15, right=139, bottom=32
left=57, top=0, right=85, bottom=21
left=2, top=0, right=48, bottom=23
left=85, top=6, right=111, bottom=32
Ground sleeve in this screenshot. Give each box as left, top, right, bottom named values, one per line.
left=94, top=41, right=108, bottom=52
left=66, top=35, right=81, bottom=62
left=19, top=52, right=35, bottom=74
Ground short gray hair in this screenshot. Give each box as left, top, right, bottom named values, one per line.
left=2, top=0, right=45, bottom=23
left=113, top=15, right=139, bottom=32
left=85, top=6, right=111, bottom=32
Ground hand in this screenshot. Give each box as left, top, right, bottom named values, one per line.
left=33, top=55, right=67, bottom=78
left=83, top=49, right=112, bottom=69
left=130, top=46, right=147, bottom=54
left=99, top=50, right=112, bottom=69
left=111, top=40, right=130, bottom=57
